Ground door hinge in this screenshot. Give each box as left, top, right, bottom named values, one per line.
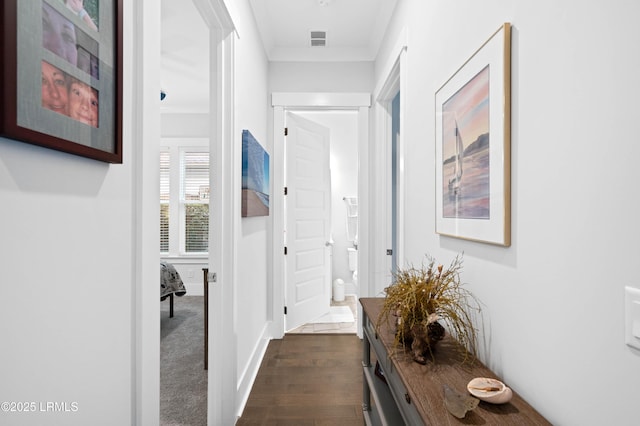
left=284, top=127, right=288, bottom=136
left=284, top=306, right=288, bottom=315
left=207, top=272, right=217, bottom=282
left=386, top=249, right=393, bottom=255
left=284, top=246, right=288, bottom=255
left=284, top=186, right=288, bottom=195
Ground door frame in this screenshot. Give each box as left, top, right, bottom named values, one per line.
left=371, top=28, right=408, bottom=297
left=193, top=1, right=236, bottom=424
left=270, top=93, right=370, bottom=339
left=133, top=1, right=162, bottom=424
left=135, top=1, right=236, bottom=425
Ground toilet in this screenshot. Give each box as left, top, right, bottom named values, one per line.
left=333, top=248, right=357, bottom=303
left=348, top=247, right=358, bottom=287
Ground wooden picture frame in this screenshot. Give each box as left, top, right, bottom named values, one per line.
left=0, top=0, right=123, bottom=163
left=435, top=23, right=511, bottom=246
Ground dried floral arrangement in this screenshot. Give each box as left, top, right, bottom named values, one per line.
left=377, top=254, right=481, bottom=364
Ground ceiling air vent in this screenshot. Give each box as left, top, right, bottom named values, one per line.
left=310, top=31, right=327, bottom=47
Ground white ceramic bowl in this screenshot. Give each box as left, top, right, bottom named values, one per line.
left=467, top=377, right=513, bottom=404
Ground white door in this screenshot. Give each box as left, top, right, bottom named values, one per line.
left=285, top=112, right=332, bottom=331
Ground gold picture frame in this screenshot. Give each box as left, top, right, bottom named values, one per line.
left=435, top=23, right=511, bottom=246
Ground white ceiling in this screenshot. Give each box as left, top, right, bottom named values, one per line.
left=160, top=0, right=397, bottom=113
left=160, top=0, right=209, bottom=114
left=249, top=0, right=397, bottom=62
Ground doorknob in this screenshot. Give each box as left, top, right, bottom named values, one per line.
left=325, top=241, right=334, bottom=247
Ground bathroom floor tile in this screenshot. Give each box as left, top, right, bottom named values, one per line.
left=287, top=294, right=357, bottom=334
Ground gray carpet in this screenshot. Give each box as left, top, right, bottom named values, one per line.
left=161, top=295, right=207, bottom=426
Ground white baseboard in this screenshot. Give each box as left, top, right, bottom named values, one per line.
left=235, top=324, right=271, bottom=420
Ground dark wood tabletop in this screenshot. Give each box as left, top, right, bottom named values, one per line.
left=360, top=297, right=551, bottom=425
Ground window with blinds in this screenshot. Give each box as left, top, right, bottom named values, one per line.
left=160, top=147, right=209, bottom=256
left=181, top=152, right=209, bottom=253
left=160, top=151, right=170, bottom=253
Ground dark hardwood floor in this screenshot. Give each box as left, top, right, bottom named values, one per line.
left=236, top=334, right=364, bottom=425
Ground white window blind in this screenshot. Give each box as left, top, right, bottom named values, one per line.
left=160, top=147, right=209, bottom=256
left=160, top=151, right=170, bottom=252
left=181, top=152, right=209, bottom=253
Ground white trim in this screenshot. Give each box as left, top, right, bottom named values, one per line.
left=185, top=1, right=237, bottom=425
left=134, top=0, right=161, bottom=424
left=235, top=324, right=271, bottom=418
left=161, top=137, right=209, bottom=147
left=374, top=26, right=408, bottom=96
left=272, top=92, right=371, bottom=108
left=372, top=103, right=391, bottom=296
left=271, top=93, right=370, bottom=340
left=137, top=1, right=235, bottom=425
left=270, top=106, right=286, bottom=338
left=193, top=0, right=235, bottom=37
left=355, top=104, right=370, bottom=338
left=371, top=28, right=408, bottom=296
left=160, top=256, right=208, bottom=263
left=268, top=46, right=376, bottom=62
left=207, top=25, right=237, bottom=426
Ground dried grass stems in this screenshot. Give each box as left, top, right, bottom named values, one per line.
left=378, top=254, right=481, bottom=364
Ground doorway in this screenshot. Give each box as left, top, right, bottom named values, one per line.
left=270, top=93, right=371, bottom=340
left=284, top=110, right=359, bottom=334
left=159, top=0, right=210, bottom=424
left=156, top=0, right=235, bottom=424
left=282, top=112, right=332, bottom=332
left=371, top=30, right=407, bottom=296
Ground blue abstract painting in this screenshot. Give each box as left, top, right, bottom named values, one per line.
left=242, top=130, right=270, bottom=217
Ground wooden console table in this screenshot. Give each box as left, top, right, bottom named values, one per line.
left=360, top=298, right=550, bottom=425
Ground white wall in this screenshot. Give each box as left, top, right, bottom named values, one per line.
left=161, top=113, right=209, bottom=138
left=294, top=111, right=359, bottom=293
left=374, top=0, right=640, bottom=424
left=0, top=2, right=141, bottom=425
left=270, top=61, right=374, bottom=93
left=225, top=0, right=272, bottom=418
left=0, top=145, right=133, bottom=426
